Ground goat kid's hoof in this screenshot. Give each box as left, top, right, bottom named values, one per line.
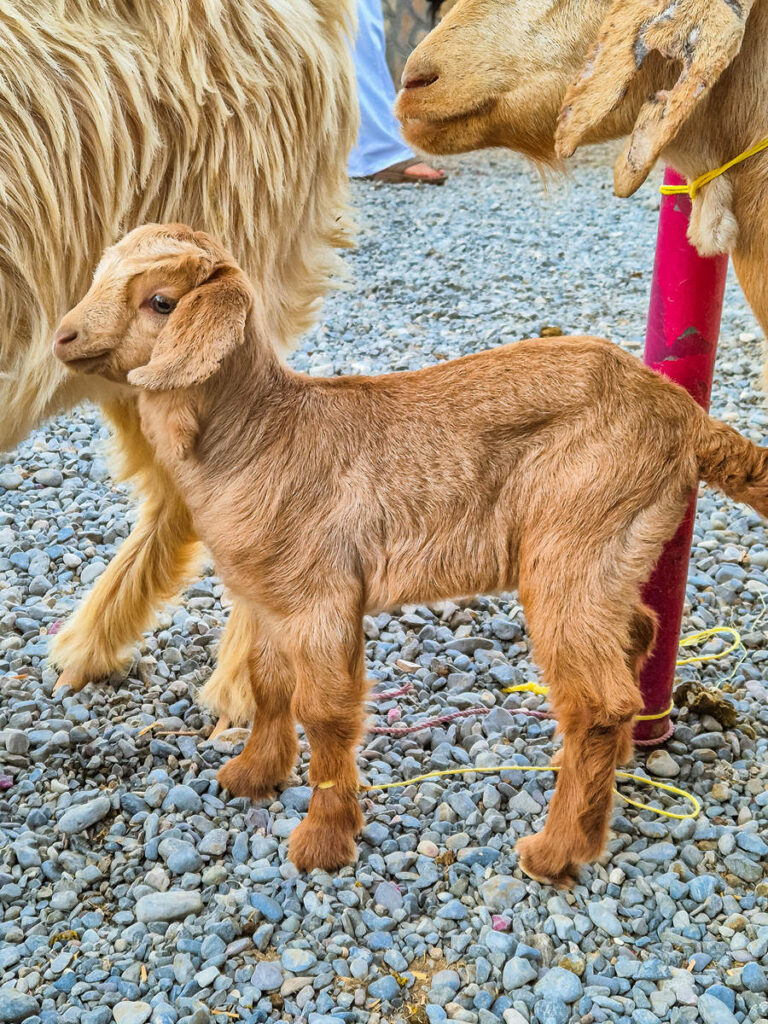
left=289, top=818, right=357, bottom=873
left=217, top=755, right=279, bottom=804
left=515, top=833, right=579, bottom=890
left=52, top=669, right=88, bottom=694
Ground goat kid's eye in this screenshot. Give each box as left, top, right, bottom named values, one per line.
left=148, top=294, right=177, bottom=315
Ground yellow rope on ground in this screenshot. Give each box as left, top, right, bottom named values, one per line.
left=660, top=138, right=768, bottom=201
left=359, top=764, right=700, bottom=820
left=675, top=626, right=741, bottom=666
left=353, top=627, right=743, bottom=820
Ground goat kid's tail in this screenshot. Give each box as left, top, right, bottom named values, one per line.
left=695, top=410, right=768, bottom=516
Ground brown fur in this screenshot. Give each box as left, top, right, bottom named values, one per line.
left=395, top=0, right=768, bottom=343
left=53, top=223, right=768, bottom=881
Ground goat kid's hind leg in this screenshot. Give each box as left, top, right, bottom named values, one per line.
left=515, top=607, right=645, bottom=887
left=287, top=611, right=366, bottom=873
left=517, top=714, right=637, bottom=888
left=51, top=400, right=202, bottom=693
left=615, top=607, right=657, bottom=769
left=547, top=608, right=654, bottom=774
left=548, top=608, right=654, bottom=774
left=217, top=623, right=298, bottom=802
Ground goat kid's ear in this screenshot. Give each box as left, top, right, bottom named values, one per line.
left=128, top=265, right=253, bottom=391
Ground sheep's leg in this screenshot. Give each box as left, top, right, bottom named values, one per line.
left=732, top=242, right=768, bottom=390
left=217, top=625, right=298, bottom=801
left=198, top=600, right=258, bottom=728
left=208, top=717, right=231, bottom=740
left=287, top=610, right=366, bottom=872
left=51, top=483, right=201, bottom=691
left=51, top=400, right=202, bottom=691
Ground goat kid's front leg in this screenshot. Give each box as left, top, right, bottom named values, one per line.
left=217, top=624, right=298, bottom=801
left=286, top=615, right=366, bottom=873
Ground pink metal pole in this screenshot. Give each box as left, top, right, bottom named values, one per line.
left=635, top=168, right=729, bottom=745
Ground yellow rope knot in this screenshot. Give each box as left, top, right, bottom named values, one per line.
left=660, top=138, right=768, bottom=201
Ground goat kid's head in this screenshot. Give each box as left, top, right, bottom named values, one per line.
left=395, top=0, right=607, bottom=160
left=53, top=224, right=253, bottom=391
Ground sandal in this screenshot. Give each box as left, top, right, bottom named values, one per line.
left=366, top=158, right=446, bottom=185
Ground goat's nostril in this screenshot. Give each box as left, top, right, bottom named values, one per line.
left=402, top=71, right=439, bottom=90
left=54, top=328, right=78, bottom=346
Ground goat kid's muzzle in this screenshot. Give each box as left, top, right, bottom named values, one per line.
left=52, top=325, right=110, bottom=373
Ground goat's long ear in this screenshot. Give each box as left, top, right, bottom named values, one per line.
left=128, top=265, right=253, bottom=391
left=554, top=0, right=756, bottom=197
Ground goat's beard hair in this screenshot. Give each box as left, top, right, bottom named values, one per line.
left=0, top=0, right=357, bottom=449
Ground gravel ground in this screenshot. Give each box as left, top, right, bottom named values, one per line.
left=1, top=146, right=767, bottom=1024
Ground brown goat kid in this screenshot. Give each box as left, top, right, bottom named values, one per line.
left=54, top=224, right=768, bottom=882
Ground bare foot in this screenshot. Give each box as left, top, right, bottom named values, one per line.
left=366, top=158, right=446, bottom=185
left=403, top=161, right=445, bottom=182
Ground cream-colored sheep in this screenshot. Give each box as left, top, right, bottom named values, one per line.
left=0, top=1, right=356, bottom=725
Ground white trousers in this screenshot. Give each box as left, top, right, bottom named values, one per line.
left=348, top=0, right=414, bottom=177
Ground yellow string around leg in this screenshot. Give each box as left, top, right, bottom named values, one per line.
left=635, top=702, right=674, bottom=723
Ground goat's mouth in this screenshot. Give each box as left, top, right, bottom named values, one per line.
left=55, top=348, right=112, bottom=373
left=395, top=91, right=499, bottom=153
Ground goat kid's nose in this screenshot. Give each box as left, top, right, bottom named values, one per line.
left=401, top=64, right=439, bottom=90
left=54, top=327, right=78, bottom=346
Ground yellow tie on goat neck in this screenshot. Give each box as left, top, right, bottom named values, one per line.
left=660, top=138, right=768, bottom=201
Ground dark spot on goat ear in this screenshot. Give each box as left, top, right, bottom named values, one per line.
left=633, top=36, right=648, bottom=68
left=722, top=0, right=745, bottom=17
